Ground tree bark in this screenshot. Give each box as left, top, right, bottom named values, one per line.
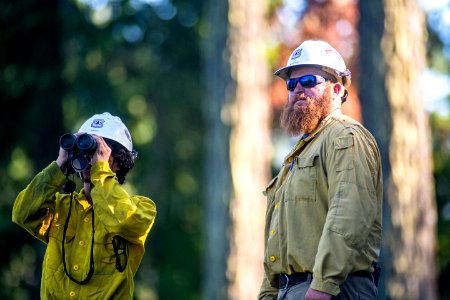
left=227, top=0, right=272, bottom=299
left=361, top=0, right=438, bottom=299
left=201, top=0, right=232, bottom=299
left=358, top=1, right=391, bottom=298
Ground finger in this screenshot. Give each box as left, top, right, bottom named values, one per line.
left=92, top=135, right=109, bottom=148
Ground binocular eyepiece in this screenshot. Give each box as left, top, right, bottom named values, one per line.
left=59, top=133, right=97, bottom=173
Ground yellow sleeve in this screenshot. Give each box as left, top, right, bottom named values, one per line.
left=89, top=161, right=157, bottom=246
left=12, top=161, right=67, bottom=243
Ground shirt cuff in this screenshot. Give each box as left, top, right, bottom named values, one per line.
left=49, top=161, right=68, bottom=184
left=310, top=277, right=340, bottom=296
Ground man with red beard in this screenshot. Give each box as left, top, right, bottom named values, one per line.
left=258, top=40, right=383, bottom=300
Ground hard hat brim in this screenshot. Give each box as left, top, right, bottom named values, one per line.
left=273, top=64, right=334, bottom=81
left=273, top=64, right=351, bottom=88
left=273, top=66, right=291, bottom=80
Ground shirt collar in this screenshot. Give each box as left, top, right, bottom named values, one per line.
left=283, top=109, right=342, bottom=163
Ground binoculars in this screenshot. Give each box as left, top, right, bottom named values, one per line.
left=59, top=133, right=97, bottom=173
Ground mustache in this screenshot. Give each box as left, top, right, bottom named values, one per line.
left=289, top=95, right=313, bottom=108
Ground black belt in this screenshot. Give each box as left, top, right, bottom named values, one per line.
left=278, top=271, right=374, bottom=289
left=351, top=270, right=374, bottom=280
left=278, top=273, right=311, bottom=289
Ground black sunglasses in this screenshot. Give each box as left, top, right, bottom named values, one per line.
left=286, top=75, right=330, bottom=91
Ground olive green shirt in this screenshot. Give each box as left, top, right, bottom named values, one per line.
left=13, top=161, right=156, bottom=299
left=258, top=110, right=382, bottom=298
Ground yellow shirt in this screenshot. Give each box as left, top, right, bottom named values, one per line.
left=13, top=161, right=156, bottom=299
left=258, top=110, right=382, bottom=298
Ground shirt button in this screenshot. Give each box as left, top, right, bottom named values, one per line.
left=79, top=240, right=85, bottom=246
left=269, top=255, right=276, bottom=262
left=274, top=203, right=279, bottom=209
left=84, top=217, right=89, bottom=222
left=69, top=291, right=76, bottom=297
left=73, top=265, right=79, bottom=271
left=270, top=230, right=276, bottom=236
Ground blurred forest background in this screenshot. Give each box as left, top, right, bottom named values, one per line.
left=1, top=0, right=450, bottom=299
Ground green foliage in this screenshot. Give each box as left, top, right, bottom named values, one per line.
left=427, top=20, right=450, bottom=297
left=0, top=0, right=205, bottom=298
left=430, top=112, right=450, bottom=270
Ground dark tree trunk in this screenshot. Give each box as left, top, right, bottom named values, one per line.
left=359, top=0, right=437, bottom=299
left=201, top=0, right=232, bottom=299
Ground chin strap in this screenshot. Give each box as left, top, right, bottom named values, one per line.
left=341, top=89, right=349, bottom=103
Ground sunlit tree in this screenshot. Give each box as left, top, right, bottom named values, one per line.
left=360, top=0, right=437, bottom=299
left=226, top=0, right=272, bottom=299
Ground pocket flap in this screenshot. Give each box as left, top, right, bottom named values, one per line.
left=335, top=135, right=354, bottom=149
left=297, top=155, right=315, bottom=168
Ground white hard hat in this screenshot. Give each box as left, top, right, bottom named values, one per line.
left=78, top=112, right=133, bottom=152
left=274, top=40, right=351, bottom=88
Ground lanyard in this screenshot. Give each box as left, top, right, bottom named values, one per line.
left=61, top=176, right=95, bottom=285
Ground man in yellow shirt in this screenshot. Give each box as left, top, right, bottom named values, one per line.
left=13, top=112, right=156, bottom=299
left=258, top=41, right=382, bottom=300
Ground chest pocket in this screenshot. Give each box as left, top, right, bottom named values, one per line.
left=334, top=135, right=354, bottom=171
left=284, top=154, right=317, bottom=202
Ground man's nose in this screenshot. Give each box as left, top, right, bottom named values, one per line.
left=294, top=81, right=305, bottom=94
left=293, top=81, right=305, bottom=93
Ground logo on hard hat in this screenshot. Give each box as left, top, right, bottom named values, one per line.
left=291, top=49, right=303, bottom=59
left=291, top=48, right=302, bottom=60
left=287, top=48, right=303, bottom=66
left=91, top=119, right=105, bottom=128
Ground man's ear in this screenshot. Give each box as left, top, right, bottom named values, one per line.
left=332, top=83, right=348, bottom=104
left=333, top=82, right=343, bottom=96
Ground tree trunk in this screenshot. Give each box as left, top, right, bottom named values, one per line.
left=227, top=0, right=272, bottom=299
left=360, top=0, right=437, bottom=299
left=201, top=0, right=232, bottom=299
left=358, top=1, right=391, bottom=298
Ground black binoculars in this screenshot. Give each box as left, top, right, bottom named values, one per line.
left=59, top=133, right=97, bottom=173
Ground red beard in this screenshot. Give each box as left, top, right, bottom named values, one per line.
left=280, top=86, right=333, bottom=136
